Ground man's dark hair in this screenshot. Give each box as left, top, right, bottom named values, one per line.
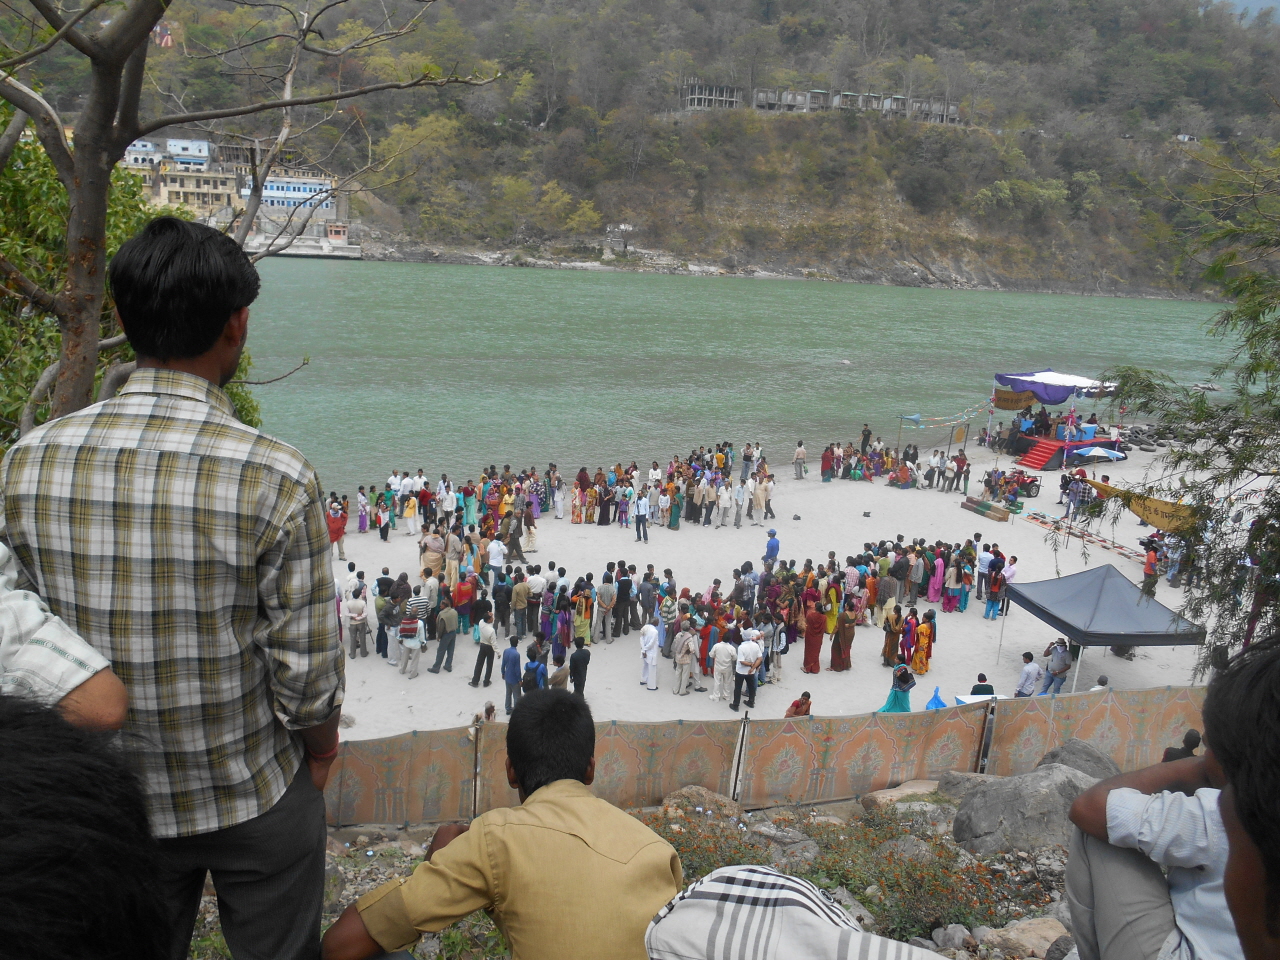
left=0, top=696, right=168, bottom=959
left=108, top=217, right=260, bottom=360
left=507, top=689, right=595, bottom=796
left=1203, top=635, right=1280, bottom=933
left=1183, top=728, right=1202, bottom=750
left=1022, top=651, right=1034, bottom=662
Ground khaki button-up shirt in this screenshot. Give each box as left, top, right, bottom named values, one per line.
left=357, top=779, right=682, bottom=959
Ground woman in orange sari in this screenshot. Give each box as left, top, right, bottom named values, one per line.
left=911, top=609, right=935, bottom=674
left=881, top=605, right=903, bottom=667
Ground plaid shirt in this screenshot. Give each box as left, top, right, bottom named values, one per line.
left=0, top=369, right=344, bottom=837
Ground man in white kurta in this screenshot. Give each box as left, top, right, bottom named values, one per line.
left=640, top=620, right=661, bottom=690
left=707, top=636, right=737, bottom=702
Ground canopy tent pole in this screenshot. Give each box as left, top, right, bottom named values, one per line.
left=996, top=610, right=1007, bottom=664
left=1071, top=646, right=1084, bottom=694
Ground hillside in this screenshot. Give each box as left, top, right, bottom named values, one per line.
left=25, top=0, right=1280, bottom=293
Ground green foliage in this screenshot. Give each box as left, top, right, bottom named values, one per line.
left=1069, top=144, right=1280, bottom=664
left=225, top=353, right=263, bottom=429
left=0, top=114, right=180, bottom=451
left=973, top=178, right=1069, bottom=223
left=639, top=812, right=774, bottom=880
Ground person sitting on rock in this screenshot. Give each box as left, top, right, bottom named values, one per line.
left=321, top=689, right=682, bottom=960
left=1066, top=732, right=1241, bottom=960
left=1201, top=635, right=1280, bottom=960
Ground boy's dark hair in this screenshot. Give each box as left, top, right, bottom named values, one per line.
left=1203, top=634, right=1280, bottom=933
left=509, top=636, right=519, bottom=647
left=0, top=696, right=168, bottom=959
left=507, top=689, right=595, bottom=797
left=108, top=217, right=260, bottom=360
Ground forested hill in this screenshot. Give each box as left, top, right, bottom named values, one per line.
left=37, top=0, right=1280, bottom=292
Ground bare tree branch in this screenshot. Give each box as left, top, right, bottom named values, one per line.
left=25, top=0, right=105, bottom=60
left=0, top=0, right=111, bottom=71
left=137, top=73, right=495, bottom=136
left=0, top=253, right=58, bottom=313
left=227, top=357, right=309, bottom=384
left=0, top=76, right=73, bottom=182
left=0, top=107, right=27, bottom=174
left=97, top=360, right=136, bottom=401
left=113, top=41, right=148, bottom=146
left=19, top=360, right=59, bottom=436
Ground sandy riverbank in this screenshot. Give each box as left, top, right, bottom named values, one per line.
left=331, top=441, right=1199, bottom=741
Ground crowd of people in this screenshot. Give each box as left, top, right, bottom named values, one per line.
left=338, top=505, right=1029, bottom=719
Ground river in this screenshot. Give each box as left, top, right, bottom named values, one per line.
left=248, top=259, right=1222, bottom=494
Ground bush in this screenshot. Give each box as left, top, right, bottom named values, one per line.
left=898, top=166, right=956, bottom=214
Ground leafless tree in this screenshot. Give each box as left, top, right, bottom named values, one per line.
left=1, top=0, right=490, bottom=425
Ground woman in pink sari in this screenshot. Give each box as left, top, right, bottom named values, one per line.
left=927, top=553, right=945, bottom=604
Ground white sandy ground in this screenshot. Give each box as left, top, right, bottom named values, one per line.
left=330, top=441, right=1201, bottom=742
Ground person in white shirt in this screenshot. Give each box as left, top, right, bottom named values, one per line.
left=671, top=622, right=700, bottom=695
left=657, top=491, right=671, bottom=526
left=436, top=474, right=450, bottom=501
left=977, top=546, right=994, bottom=600
left=1000, top=556, right=1018, bottom=615
left=1015, top=650, right=1044, bottom=697
left=346, top=589, right=369, bottom=659
left=707, top=634, right=737, bottom=702
left=648, top=462, right=663, bottom=487
left=1089, top=674, right=1109, bottom=692
left=639, top=619, right=661, bottom=690
left=730, top=635, right=763, bottom=712
left=634, top=487, right=651, bottom=543
left=792, top=441, right=807, bottom=480
left=487, top=538, right=507, bottom=574
left=1066, top=752, right=1240, bottom=960
left=717, top=483, right=734, bottom=527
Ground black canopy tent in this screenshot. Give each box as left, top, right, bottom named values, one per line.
left=998, top=565, right=1205, bottom=692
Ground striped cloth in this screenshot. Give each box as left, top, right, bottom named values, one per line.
left=646, top=865, right=942, bottom=960
left=0, top=369, right=344, bottom=838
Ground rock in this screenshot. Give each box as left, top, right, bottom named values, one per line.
left=1037, top=739, right=1121, bottom=781
left=830, top=888, right=877, bottom=930
left=339, top=713, right=357, bottom=728
left=1047, top=899, right=1074, bottom=934
left=781, top=839, right=819, bottom=861
left=323, top=863, right=346, bottom=913
left=874, top=835, right=937, bottom=863
left=934, top=924, right=973, bottom=950
left=1044, top=935, right=1075, bottom=960
left=986, top=918, right=1070, bottom=958
left=750, top=821, right=809, bottom=845
left=939, top=770, right=1002, bottom=802
left=953, top=764, right=1098, bottom=856
left=909, top=937, right=940, bottom=952
left=663, top=785, right=743, bottom=819
left=810, top=815, right=846, bottom=825
left=973, top=926, right=995, bottom=944
left=896, top=801, right=946, bottom=816
left=862, top=779, right=939, bottom=810
left=326, top=836, right=351, bottom=857
left=816, top=799, right=867, bottom=821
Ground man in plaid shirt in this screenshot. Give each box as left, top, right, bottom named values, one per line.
left=0, top=218, right=345, bottom=960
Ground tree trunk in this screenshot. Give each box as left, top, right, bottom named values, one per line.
left=50, top=63, right=124, bottom=419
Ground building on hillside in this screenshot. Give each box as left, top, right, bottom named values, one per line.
left=122, top=159, right=238, bottom=223
left=680, top=79, right=746, bottom=111
left=125, top=139, right=163, bottom=166
left=165, top=139, right=211, bottom=170
left=681, top=82, right=962, bottom=125
left=240, top=173, right=341, bottom=222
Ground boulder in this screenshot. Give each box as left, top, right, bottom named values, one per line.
left=750, top=821, right=808, bottom=845
left=972, top=925, right=995, bottom=944
left=874, top=835, right=936, bottom=863
left=908, top=937, right=940, bottom=953
left=663, top=785, right=742, bottom=819
left=938, top=770, right=1001, bottom=802
left=932, top=924, right=972, bottom=950
left=1037, top=739, right=1121, bottom=781
left=1046, top=899, right=1074, bottom=934
left=862, top=779, right=939, bottom=810
left=953, top=764, right=1098, bottom=856
left=1045, top=935, right=1076, bottom=960
left=985, top=918, right=1070, bottom=958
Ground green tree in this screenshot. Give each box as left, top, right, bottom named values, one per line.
left=1077, top=146, right=1280, bottom=664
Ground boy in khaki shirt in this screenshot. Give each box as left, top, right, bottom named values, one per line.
left=322, top=690, right=682, bottom=960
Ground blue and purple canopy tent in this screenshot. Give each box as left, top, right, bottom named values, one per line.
left=995, top=369, right=1115, bottom=406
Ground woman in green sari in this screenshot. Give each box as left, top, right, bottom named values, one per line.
left=669, top=489, right=683, bottom=530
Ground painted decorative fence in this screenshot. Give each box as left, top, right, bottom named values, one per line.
left=735, top=702, right=989, bottom=808
left=985, top=686, right=1207, bottom=777
left=322, top=685, right=1204, bottom=826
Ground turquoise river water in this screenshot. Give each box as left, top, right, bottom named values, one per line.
left=249, top=259, right=1222, bottom=495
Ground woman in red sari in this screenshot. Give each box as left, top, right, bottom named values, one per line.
left=802, top=601, right=827, bottom=674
